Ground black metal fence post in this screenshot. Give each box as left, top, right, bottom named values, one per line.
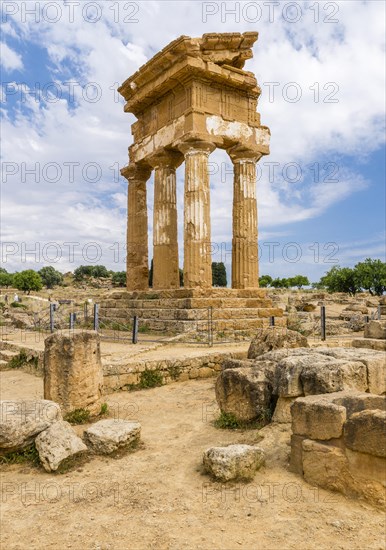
left=49, top=303, right=56, bottom=333
left=321, top=305, right=326, bottom=341
left=93, top=304, right=99, bottom=331
left=269, top=316, right=275, bottom=327
left=132, top=316, right=138, bottom=344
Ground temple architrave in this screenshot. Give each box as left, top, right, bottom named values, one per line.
left=101, top=33, right=284, bottom=335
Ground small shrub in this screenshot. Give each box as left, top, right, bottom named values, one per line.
left=214, top=409, right=273, bottom=430
left=0, top=444, right=40, bottom=466
left=139, top=368, right=163, bottom=389
left=100, top=403, right=108, bottom=416
left=168, top=365, right=181, bottom=381
left=138, top=323, right=150, bottom=333
left=64, top=408, right=90, bottom=425
left=214, top=412, right=241, bottom=429
left=7, top=349, right=38, bottom=370
left=10, top=302, right=27, bottom=309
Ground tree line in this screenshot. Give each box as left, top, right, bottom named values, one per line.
left=0, top=258, right=385, bottom=296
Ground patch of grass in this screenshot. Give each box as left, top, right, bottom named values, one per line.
left=214, top=409, right=273, bottom=430
left=139, top=368, right=163, bottom=389
left=216, top=331, right=226, bottom=339
left=10, top=302, right=27, bottom=309
left=100, top=402, right=109, bottom=416
left=167, top=365, right=181, bottom=381
left=138, top=323, right=150, bottom=333
left=7, top=349, right=38, bottom=370
left=64, top=408, right=90, bottom=425
left=0, top=444, right=40, bottom=466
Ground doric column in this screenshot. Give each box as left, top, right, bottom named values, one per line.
left=121, top=163, right=151, bottom=291
left=148, top=151, right=182, bottom=289
left=228, top=147, right=262, bottom=289
left=178, top=141, right=216, bottom=289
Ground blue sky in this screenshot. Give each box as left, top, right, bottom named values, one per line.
left=1, top=0, right=385, bottom=284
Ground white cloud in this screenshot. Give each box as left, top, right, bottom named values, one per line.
left=0, top=42, right=23, bottom=71
left=1, top=1, right=385, bottom=275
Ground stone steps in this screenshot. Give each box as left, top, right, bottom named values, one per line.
left=101, top=297, right=273, bottom=310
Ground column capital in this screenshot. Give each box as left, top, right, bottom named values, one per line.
left=146, top=149, right=184, bottom=170
left=121, top=163, right=151, bottom=182
left=177, top=140, right=216, bottom=157
left=227, top=144, right=262, bottom=164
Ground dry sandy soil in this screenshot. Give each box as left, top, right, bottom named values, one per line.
left=0, top=370, right=385, bottom=550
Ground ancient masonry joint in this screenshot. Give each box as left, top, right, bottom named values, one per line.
left=119, top=32, right=270, bottom=290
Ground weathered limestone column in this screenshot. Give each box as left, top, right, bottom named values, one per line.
left=229, top=147, right=261, bottom=289
left=44, top=330, right=103, bottom=415
left=148, top=152, right=182, bottom=289
left=121, top=163, right=151, bottom=290
left=178, top=141, right=216, bottom=288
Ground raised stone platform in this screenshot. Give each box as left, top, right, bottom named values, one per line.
left=100, top=288, right=285, bottom=335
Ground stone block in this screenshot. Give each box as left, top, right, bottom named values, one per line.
left=203, top=444, right=265, bottom=481
left=302, top=440, right=349, bottom=495
left=300, top=360, right=367, bottom=395
left=84, top=419, right=141, bottom=455
left=364, top=320, right=386, bottom=340
left=0, top=400, right=62, bottom=454
left=291, top=395, right=346, bottom=440
left=288, top=434, right=306, bottom=475
left=215, top=366, right=273, bottom=422
left=35, top=421, right=87, bottom=472
left=343, top=409, right=386, bottom=457
left=272, top=397, right=296, bottom=423
left=44, top=330, right=103, bottom=415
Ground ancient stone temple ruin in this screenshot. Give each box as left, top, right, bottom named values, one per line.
left=101, top=33, right=283, bottom=334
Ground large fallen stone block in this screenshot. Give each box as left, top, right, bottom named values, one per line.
left=344, top=409, right=386, bottom=458
left=35, top=420, right=87, bottom=472
left=215, top=366, right=274, bottom=422
left=44, top=330, right=103, bottom=415
left=300, top=360, right=367, bottom=395
left=333, top=392, right=386, bottom=416
left=276, top=354, right=336, bottom=397
left=84, top=419, right=141, bottom=454
left=364, top=320, right=386, bottom=340
left=316, top=348, right=386, bottom=394
left=247, top=328, right=308, bottom=359
left=291, top=395, right=347, bottom=440
left=0, top=400, right=62, bottom=454
left=302, top=440, right=350, bottom=495
left=272, top=397, right=296, bottom=423
left=203, top=444, right=265, bottom=481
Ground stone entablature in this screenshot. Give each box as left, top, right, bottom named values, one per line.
left=119, top=32, right=270, bottom=291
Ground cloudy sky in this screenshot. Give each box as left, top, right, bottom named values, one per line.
left=1, top=0, right=385, bottom=283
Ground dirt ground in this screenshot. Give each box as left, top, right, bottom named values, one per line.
left=0, top=371, right=384, bottom=550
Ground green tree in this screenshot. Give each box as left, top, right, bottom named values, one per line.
left=271, top=278, right=289, bottom=288
left=13, top=270, right=43, bottom=294
left=74, top=265, right=94, bottom=281
left=38, top=266, right=63, bottom=289
left=91, top=265, right=110, bottom=278
left=0, top=269, right=13, bottom=288
left=287, top=275, right=310, bottom=289
left=112, top=271, right=126, bottom=287
left=212, top=262, right=227, bottom=287
left=319, top=266, right=359, bottom=295
left=259, top=275, right=273, bottom=288
left=354, top=258, right=386, bottom=296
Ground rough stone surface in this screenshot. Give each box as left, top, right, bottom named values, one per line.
left=300, top=360, right=367, bottom=395
left=0, top=399, right=62, bottom=454
left=44, top=330, right=103, bottom=415
left=35, top=420, right=87, bottom=472
left=272, top=397, right=296, bottom=423
left=203, top=444, right=265, bottom=481
left=343, top=409, right=386, bottom=457
left=248, top=328, right=308, bottom=359
left=215, top=365, right=274, bottom=422
left=364, top=320, right=386, bottom=340
left=84, top=420, right=141, bottom=455
left=291, top=395, right=347, bottom=440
